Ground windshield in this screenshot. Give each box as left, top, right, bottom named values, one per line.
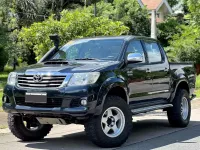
left=51, top=39, right=124, bottom=61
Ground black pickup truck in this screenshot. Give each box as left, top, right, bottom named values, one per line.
left=2, top=36, right=196, bottom=148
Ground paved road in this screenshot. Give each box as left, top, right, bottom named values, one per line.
left=0, top=108, right=200, bottom=150
left=0, top=111, right=7, bottom=128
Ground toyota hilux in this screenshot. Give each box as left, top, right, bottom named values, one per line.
left=2, top=35, right=196, bottom=148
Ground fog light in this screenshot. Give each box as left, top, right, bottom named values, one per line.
left=81, top=99, right=87, bottom=106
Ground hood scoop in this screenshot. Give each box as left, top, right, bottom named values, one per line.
left=44, top=61, right=69, bottom=65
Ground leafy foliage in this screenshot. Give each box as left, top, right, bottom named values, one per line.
left=0, top=27, right=8, bottom=71
left=0, top=0, right=87, bottom=29
left=0, top=49, right=8, bottom=71
left=168, top=25, right=200, bottom=63
left=168, top=0, right=179, bottom=7
left=0, top=46, right=8, bottom=71
left=187, top=0, right=200, bottom=26
left=166, top=0, right=200, bottom=64
left=18, top=10, right=129, bottom=61
left=86, top=1, right=114, bottom=18
left=157, top=17, right=183, bottom=47
left=86, top=0, right=150, bottom=36
left=113, top=0, right=150, bottom=36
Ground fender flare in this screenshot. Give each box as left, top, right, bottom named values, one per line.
left=170, top=79, right=189, bottom=102
left=94, top=77, right=129, bottom=115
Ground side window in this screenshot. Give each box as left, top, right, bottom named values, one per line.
left=144, top=41, right=162, bottom=63
left=126, top=40, right=145, bottom=63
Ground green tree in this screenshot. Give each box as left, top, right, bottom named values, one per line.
left=113, top=0, right=150, bottom=36
left=86, top=0, right=150, bottom=36
left=166, top=0, right=200, bottom=63
left=0, top=46, right=8, bottom=71
left=86, top=1, right=114, bottom=18
left=168, top=0, right=179, bottom=7
left=168, top=25, right=200, bottom=63
left=15, top=0, right=48, bottom=27
left=157, top=17, right=183, bottom=47
left=187, top=0, right=200, bottom=25
left=0, top=27, right=8, bottom=71
left=18, top=10, right=129, bottom=61
left=0, top=0, right=86, bottom=28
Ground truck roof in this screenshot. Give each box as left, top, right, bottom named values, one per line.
left=72, top=36, right=158, bottom=42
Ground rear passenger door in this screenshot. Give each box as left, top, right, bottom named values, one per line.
left=143, top=40, right=170, bottom=100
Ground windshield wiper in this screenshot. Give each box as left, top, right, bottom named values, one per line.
left=75, top=58, right=97, bottom=60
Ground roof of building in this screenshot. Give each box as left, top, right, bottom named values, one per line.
left=139, top=0, right=173, bottom=14
left=141, top=0, right=163, bottom=10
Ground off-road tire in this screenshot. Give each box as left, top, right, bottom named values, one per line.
left=8, top=113, right=52, bottom=141
left=167, top=89, right=191, bottom=127
left=84, top=96, right=132, bottom=148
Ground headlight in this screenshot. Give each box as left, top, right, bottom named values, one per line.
left=68, top=72, right=100, bottom=86
left=7, top=72, right=17, bottom=86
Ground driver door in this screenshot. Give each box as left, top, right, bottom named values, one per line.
left=124, top=40, right=153, bottom=104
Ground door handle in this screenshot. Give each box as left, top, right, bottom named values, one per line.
left=146, top=68, right=151, bottom=73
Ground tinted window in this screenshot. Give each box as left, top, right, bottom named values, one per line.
left=126, top=40, right=145, bottom=63
left=144, top=42, right=162, bottom=63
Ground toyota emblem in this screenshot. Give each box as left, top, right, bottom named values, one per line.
left=33, top=74, right=43, bottom=83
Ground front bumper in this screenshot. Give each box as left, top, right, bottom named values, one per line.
left=3, top=104, right=89, bottom=116
left=2, top=84, right=99, bottom=117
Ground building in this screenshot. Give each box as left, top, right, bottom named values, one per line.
left=138, top=0, right=173, bottom=23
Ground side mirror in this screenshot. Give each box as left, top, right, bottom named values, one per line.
left=127, top=53, right=143, bottom=63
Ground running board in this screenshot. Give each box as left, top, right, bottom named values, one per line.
left=131, top=104, right=173, bottom=115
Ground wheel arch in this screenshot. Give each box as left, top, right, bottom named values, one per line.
left=106, top=86, right=128, bottom=103
left=95, top=77, right=129, bottom=115
left=170, top=80, right=190, bottom=102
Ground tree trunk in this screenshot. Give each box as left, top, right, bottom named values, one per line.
left=195, top=64, right=200, bottom=75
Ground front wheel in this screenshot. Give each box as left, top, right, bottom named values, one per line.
left=167, top=89, right=191, bottom=127
left=84, top=96, right=132, bottom=148
left=8, top=114, right=52, bottom=141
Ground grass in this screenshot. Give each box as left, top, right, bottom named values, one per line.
left=195, top=89, right=200, bottom=98
left=0, top=125, right=7, bottom=129
left=0, top=92, right=2, bottom=107
left=195, top=75, right=200, bottom=98
left=0, top=72, right=9, bottom=89
left=196, top=75, right=200, bottom=89
left=0, top=66, right=12, bottom=89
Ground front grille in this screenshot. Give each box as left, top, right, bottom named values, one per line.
left=17, top=75, right=66, bottom=88
left=15, top=97, right=62, bottom=108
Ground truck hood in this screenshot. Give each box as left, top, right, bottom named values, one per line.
left=16, top=61, right=120, bottom=75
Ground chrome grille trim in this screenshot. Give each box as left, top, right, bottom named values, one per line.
left=17, top=75, right=66, bottom=88
left=18, top=76, right=66, bottom=80
left=17, top=80, right=64, bottom=83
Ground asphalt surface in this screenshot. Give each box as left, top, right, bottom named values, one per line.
left=0, top=111, right=7, bottom=128
left=0, top=106, right=200, bottom=150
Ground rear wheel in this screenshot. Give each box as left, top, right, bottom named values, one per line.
left=84, top=96, right=132, bottom=148
left=167, top=89, right=191, bottom=127
left=8, top=114, right=52, bottom=141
